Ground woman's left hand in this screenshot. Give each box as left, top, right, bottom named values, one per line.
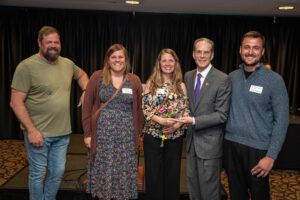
left=177, top=116, right=193, bottom=124
left=162, top=122, right=181, bottom=137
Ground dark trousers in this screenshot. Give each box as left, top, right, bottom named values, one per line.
left=143, top=133, right=183, bottom=200
left=223, top=139, right=270, bottom=200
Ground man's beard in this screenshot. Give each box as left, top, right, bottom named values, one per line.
left=41, top=47, right=60, bottom=62
left=242, top=54, right=261, bottom=67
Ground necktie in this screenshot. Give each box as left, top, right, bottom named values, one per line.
left=194, top=73, right=202, bottom=100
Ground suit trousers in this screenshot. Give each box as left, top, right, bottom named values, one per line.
left=223, top=139, right=270, bottom=200
left=186, top=141, right=222, bottom=200
left=143, top=133, right=183, bottom=200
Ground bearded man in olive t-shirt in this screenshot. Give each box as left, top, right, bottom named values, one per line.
left=10, top=26, right=89, bottom=200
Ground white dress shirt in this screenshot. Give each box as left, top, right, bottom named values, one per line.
left=194, top=64, right=212, bottom=89
left=192, top=64, right=212, bottom=125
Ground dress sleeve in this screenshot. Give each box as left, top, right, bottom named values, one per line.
left=134, top=75, right=145, bottom=134
left=142, top=92, right=157, bottom=128
left=178, top=93, right=190, bottom=129
left=82, top=71, right=99, bottom=138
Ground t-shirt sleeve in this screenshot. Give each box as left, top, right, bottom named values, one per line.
left=11, top=62, right=31, bottom=93
left=72, top=63, right=80, bottom=79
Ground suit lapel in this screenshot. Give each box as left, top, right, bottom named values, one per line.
left=194, top=67, right=214, bottom=111
left=188, top=69, right=197, bottom=110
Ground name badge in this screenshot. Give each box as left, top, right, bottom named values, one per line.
left=122, top=88, right=132, bottom=94
left=157, top=89, right=165, bottom=95
left=249, top=85, right=263, bottom=94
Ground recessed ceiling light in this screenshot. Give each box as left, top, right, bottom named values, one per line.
left=278, top=6, right=294, bottom=10
left=125, top=0, right=140, bottom=5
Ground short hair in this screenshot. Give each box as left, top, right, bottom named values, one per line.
left=193, top=38, right=215, bottom=52
left=102, top=44, right=131, bottom=86
left=38, top=26, right=60, bottom=42
left=241, top=31, right=265, bottom=47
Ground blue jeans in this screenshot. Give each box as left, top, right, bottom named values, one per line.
left=24, top=133, right=70, bottom=200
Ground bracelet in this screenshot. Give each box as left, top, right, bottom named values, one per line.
left=82, top=89, right=86, bottom=92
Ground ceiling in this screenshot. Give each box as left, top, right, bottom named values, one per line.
left=0, top=0, right=300, bottom=16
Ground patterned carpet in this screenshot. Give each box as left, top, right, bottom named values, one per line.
left=1, top=139, right=300, bottom=200
left=0, top=140, right=28, bottom=186
left=221, top=169, right=300, bottom=200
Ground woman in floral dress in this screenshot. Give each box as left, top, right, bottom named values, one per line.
left=82, top=44, right=144, bottom=200
left=142, top=48, right=190, bottom=200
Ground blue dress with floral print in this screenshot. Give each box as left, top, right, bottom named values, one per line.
left=86, top=77, right=137, bottom=200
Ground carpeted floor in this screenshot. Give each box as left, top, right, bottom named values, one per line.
left=220, top=169, right=300, bottom=200
left=0, top=140, right=28, bottom=186
left=1, top=137, right=300, bottom=200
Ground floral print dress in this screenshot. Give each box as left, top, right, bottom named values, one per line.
left=86, top=77, right=137, bottom=200
left=142, top=83, right=190, bottom=139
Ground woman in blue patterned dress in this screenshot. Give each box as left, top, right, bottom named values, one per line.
left=142, top=48, right=190, bottom=200
left=82, top=44, right=144, bottom=200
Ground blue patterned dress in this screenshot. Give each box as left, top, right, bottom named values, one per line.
left=86, top=77, right=138, bottom=200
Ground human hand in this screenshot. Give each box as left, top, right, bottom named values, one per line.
left=162, top=123, right=181, bottom=135
left=84, top=137, right=91, bottom=148
left=27, top=129, right=44, bottom=147
left=159, top=117, right=177, bottom=126
left=77, top=92, right=85, bottom=107
left=251, top=156, right=275, bottom=178
left=178, top=116, right=194, bottom=124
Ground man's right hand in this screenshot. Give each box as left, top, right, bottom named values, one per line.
left=27, top=129, right=44, bottom=147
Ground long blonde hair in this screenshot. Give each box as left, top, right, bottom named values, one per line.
left=148, top=48, right=183, bottom=95
left=102, top=44, right=131, bottom=86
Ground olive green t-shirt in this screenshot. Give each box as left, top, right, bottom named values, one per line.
left=11, top=54, right=80, bottom=137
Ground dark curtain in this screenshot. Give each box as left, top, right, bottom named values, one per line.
left=1, top=6, right=299, bottom=139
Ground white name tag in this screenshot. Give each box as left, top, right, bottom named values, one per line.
left=249, top=85, right=263, bottom=94
left=157, top=89, right=165, bottom=95
left=122, top=88, right=132, bottom=94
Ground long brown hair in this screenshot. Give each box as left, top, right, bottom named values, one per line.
left=148, top=48, right=183, bottom=95
left=102, top=44, right=131, bottom=86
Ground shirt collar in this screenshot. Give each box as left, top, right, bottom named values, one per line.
left=197, top=64, right=212, bottom=79
left=240, top=63, right=263, bottom=72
